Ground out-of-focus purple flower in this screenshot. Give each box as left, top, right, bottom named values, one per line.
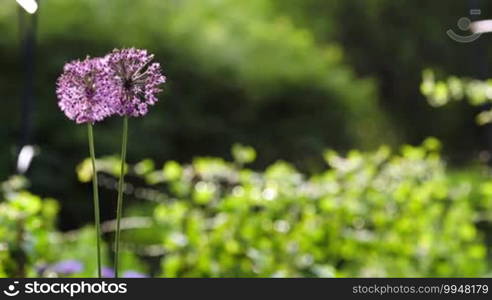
left=102, top=266, right=115, bottom=278
left=35, top=264, right=48, bottom=276
left=122, top=270, right=148, bottom=278
left=106, top=48, right=166, bottom=117
left=52, top=260, right=84, bottom=275
left=56, top=57, right=116, bottom=124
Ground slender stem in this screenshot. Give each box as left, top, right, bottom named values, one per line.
left=114, top=116, right=128, bottom=278
left=87, top=124, right=102, bottom=278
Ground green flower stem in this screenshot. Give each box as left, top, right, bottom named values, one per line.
left=87, top=124, right=102, bottom=278
left=114, top=116, right=128, bottom=278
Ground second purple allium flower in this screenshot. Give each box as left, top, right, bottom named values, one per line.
left=106, top=48, right=166, bottom=117
left=105, top=48, right=166, bottom=277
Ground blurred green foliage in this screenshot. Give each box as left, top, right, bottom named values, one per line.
left=421, top=70, right=492, bottom=125
left=275, top=0, right=492, bottom=155
left=0, top=176, right=145, bottom=277
left=0, top=176, right=58, bottom=277
left=77, top=140, right=492, bottom=277
left=2, top=140, right=492, bottom=277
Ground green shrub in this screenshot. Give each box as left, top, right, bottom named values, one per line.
left=0, top=176, right=58, bottom=277
left=0, top=176, right=144, bottom=277
left=83, top=139, right=489, bottom=277
left=2, top=139, right=490, bottom=277
left=421, top=70, right=492, bottom=124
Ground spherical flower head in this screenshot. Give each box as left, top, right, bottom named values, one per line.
left=106, top=48, right=166, bottom=117
left=56, top=57, right=116, bottom=124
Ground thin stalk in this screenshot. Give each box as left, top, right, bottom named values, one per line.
left=87, top=124, right=102, bottom=278
left=114, top=116, right=128, bottom=278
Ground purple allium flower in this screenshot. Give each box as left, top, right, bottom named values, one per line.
left=56, top=57, right=116, bottom=124
left=122, top=270, right=148, bottom=278
left=52, top=260, right=84, bottom=275
left=102, top=266, right=115, bottom=278
left=106, top=48, right=166, bottom=117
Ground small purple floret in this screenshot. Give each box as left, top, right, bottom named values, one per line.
left=122, top=270, right=148, bottom=278
left=52, top=260, right=84, bottom=275
left=35, top=264, right=48, bottom=276
left=102, top=266, right=115, bottom=278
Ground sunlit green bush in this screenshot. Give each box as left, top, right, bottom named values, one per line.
left=421, top=70, right=492, bottom=124
left=0, top=176, right=58, bottom=277
left=2, top=139, right=491, bottom=277
left=81, top=139, right=490, bottom=277
left=0, top=176, right=145, bottom=277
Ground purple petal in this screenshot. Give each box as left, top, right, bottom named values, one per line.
left=101, top=267, right=115, bottom=278
left=52, top=260, right=84, bottom=275
left=122, top=270, right=148, bottom=278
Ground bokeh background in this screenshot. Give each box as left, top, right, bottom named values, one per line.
left=1, top=0, right=492, bottom=277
